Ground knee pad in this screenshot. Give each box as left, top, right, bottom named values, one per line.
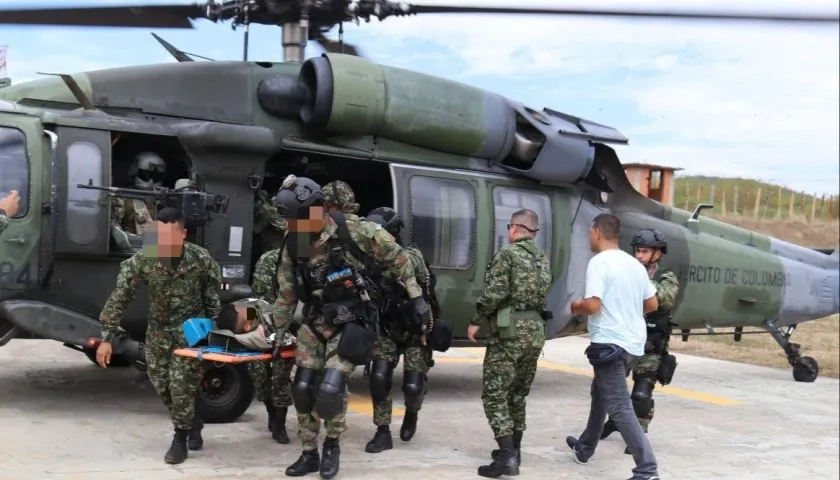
left=402, top=370, right=426, bottom=405
left=631, top=380, right=654, bottom=418
left=315, top=368, right=346, bottom=420
left=291, top=367, right=316, bottom=413
left=369, top=359, right=393, bottom=403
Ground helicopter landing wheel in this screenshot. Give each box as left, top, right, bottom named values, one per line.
left=792, top=356, right=819, bottom=383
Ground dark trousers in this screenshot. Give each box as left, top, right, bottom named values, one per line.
left=577, top=345, right=658, bottom=477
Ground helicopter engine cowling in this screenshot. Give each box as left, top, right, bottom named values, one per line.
left=296, top=53, right=517, bottom=162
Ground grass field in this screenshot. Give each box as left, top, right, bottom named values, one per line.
left=669, top=315, right=840, bottom=378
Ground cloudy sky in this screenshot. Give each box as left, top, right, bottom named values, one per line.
left=2, top=0, right=838, bottom=194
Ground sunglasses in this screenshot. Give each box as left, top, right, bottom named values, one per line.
left=507, top=223, right=538, bottom=233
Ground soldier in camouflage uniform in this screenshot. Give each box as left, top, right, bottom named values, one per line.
left=254, top=188, right=288, bottom=251
left=249, top=241, right=296, bottom=444
left=467, top=209, right=553, bottom=478
left=0, top=190, right=20, bottom=235
left=272, top=177, right=430, bottom=479
left=322, top=180, right=360, bottom=217
left=363, top=207, right=434, bottom=453
left=601, top=229, right=680, bottom=455
left=110, top=153, right=167, bottom=251
left=95, top=207, right=222, bottom=465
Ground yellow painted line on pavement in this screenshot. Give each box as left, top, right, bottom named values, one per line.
left=433, top=355, right=742, bottom=406
left=347, top=393, right=405, bottom=417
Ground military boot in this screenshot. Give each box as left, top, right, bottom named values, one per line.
left=477, top=435, right=519, bottom=478
left=320, top=437, right=341, bottom=479
left=164, top=429, right=190, bottom=465
left=400, top=411, right=418, bottom=442
left=285, top=449, right=320, bottom=477
left=601, top=419, right=617, bottom=440
left=272, top=407, right=290, bottom=444
left=265, top=400, right=276, bottom=432
left=188, top=416, right=204, bottom=451
left=491, top=430, right=522, bottom=466
left=365, top=425, right=394, bottom=453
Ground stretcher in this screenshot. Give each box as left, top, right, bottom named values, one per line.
left=174, top=345, right=296, bottom=363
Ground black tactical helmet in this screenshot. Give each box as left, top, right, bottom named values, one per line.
left=273, top=176, right=324, bottom=219
left=631, top=229, right=668, bottom=255
left=366, top=206, right=404, bottom=237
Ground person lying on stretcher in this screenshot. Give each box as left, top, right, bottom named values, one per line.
left=213, top=298, right=296, bottom=352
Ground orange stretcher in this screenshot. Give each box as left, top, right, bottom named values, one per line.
left=174, top=346, right=296, bottom=363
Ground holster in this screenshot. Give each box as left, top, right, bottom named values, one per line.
left=656, top=353, right=678, bottom=385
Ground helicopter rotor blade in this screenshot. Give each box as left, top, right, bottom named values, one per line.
left=315, top=38, right=363, bottom=58
left=401, top=4, right=840, bottom=24
left=0, top=4, right=208, bottom=28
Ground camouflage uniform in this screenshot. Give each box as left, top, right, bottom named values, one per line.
left=248, top=246, right=296, bottom=442
left=0, top=214, right=9, bottom=235
left=371, top=245, right=432, bottom=427
left=99, top=242, right=222, bottom=430
left=253, top=189, right=288, bottom=251
left=322, top=180, right=360, bottom=215
left=111, top=197, right=157, bottom=235
left=274, top=216, right=423, bottom=451
left=472, top=236, right=552, bottom=473
left=632, top=267, right=679, bottom=432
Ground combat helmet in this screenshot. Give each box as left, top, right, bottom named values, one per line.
left=273, top=175, right=324, bottom=219
left=631, top=229, right=668, bottom=255
left=367, top=206, right=404, bottom=238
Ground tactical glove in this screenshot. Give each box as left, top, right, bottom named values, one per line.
left=410, top=296, right=432, bottom=334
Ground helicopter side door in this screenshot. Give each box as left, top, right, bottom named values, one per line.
left=52, top=127, right=111, bottom=256
left=0, top=113, right=44, bottom=293
left=388, top=163, right=484, bottom=338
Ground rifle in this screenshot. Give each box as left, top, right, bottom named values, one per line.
left=77, top=180, right=229, bottom=228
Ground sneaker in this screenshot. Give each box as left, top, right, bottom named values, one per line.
left=626, top=476, right=660, bottom=480
left=565, top=436, right=588, bottom=465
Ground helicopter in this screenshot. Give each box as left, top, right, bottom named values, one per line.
left=0, top=1, right=838, bottom=425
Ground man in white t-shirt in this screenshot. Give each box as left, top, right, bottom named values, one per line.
left=565, top=213, right=661, bottom=480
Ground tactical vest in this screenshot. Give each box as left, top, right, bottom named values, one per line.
left=644, top=269, right=675, bottom=353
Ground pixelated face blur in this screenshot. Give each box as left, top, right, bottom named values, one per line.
left=288, top=206, right=325, bottom=233
left=634, top=246, right=660, bottom=265
left=234, top=306, right=252, bottom=333
left=142, top=220, right=187, bottom=258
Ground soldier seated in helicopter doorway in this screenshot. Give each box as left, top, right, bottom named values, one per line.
left=600, top=229, right=680, bottom=455
left=110, top=152, right=168, bottom=251
left=363, top=206, right=439, bottom=454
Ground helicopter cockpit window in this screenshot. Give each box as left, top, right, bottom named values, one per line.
left=408, top=175, right=475, bottom=269
left=493, top=186, right=552, bottom=262
left=65, top=141, right=103, bottom=246
left=0, top=127, right=29, bottom=218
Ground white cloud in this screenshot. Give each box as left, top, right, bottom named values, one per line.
left=2, top=0, right=838, bottom=194
left=341, top=0, right=840, bottom=193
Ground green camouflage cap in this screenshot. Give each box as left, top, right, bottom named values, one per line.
left=323, top=180, right=359, bottom=214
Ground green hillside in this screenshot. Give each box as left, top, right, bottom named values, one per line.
left=673, top=175, right=838, bottom=220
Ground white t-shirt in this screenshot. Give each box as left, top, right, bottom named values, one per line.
left=584, top=248, right=657, bottom=357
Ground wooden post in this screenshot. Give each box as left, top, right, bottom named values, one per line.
left=733, top=185, right=739, bottom=215
left=788, top=191, right=795, bottom=218
left=761, top=188, right=770, bottom=220
left=720, top=190, right=727, bottom=217
left=753, top=187, right=762, bottom=220
left=683, top=184, right=690, bottom=210
left=744, top=186, right=751, bottom=218
left=820, top=194, right=827, bottom=220
left=696, top=184, right=703, bottom=206
left=776, top=187, right=783, bottom=220
left=709, top=183, right=716, bottom=205
left=800, top=191, right=806, bottom=219
left=809, top=192, right=818, bottom=223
